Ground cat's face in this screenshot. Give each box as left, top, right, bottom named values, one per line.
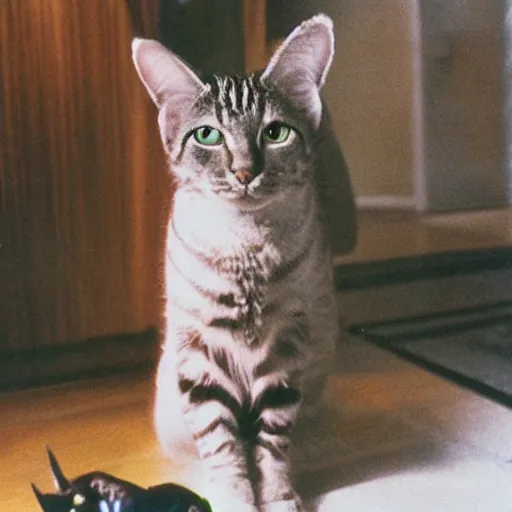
left=159, top=74, right=315, bottom=208
left=132, top=15, right=334, bottom=210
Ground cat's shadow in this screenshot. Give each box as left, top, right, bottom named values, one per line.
left=290, top=406, right=449, bottom=512
left=298, top=443, right=448, bottom=511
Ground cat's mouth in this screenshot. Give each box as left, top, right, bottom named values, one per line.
left=208, top=174, right=277, bottom=208
left=231, top=187, right=260, bottom=203
left=209, top=183, right=272, bottom=210
left=230, top=188, right=279, bottom=211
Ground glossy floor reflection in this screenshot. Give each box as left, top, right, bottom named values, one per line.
left=2, top=335, right=512, bottom=511
left=4, top=207, right=512, bottom=511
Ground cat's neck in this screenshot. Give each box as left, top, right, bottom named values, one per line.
left=171, top=185, right=316, bottom=257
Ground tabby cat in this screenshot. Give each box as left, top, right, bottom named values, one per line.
left=132, top=14, right=355, bottom=512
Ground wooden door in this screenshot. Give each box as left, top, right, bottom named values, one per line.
left=0, top=0, right=168, bottom=388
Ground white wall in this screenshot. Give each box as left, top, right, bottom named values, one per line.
left=418, top=0, right=507, bottom=212
left=321, top=0, right=507, bottom=212
left=323, top=0, right=417, bottom=200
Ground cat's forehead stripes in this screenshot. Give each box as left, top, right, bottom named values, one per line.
left=206, top=74, right=264, bottom=121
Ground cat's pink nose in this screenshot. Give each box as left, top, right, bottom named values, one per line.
left=234, top=169, right=255, bottom=185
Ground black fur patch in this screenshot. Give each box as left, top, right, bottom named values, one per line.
left=255, top=385, right=301, bottom=410
left=188, top=382, right=242, bottom=419
left=208, top=317, right=244, bottom=330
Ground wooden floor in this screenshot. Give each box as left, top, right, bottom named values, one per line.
left=4, top=337, right=512, bottom=511
left=4, top=207, right=512, bottom=511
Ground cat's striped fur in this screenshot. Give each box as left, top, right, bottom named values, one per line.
left=132, top=14, right=354, bottom=512
left=208, top=75, right=264, bottom=119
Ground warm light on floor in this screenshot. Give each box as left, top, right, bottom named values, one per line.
left=2, top=337, right=512, bottom=511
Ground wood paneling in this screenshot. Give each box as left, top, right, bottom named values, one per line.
left=0, top=329, right=158, bottom=392
left=0, top=1, right=168, bottom=355
left=243, top=0, right=267, bottom=72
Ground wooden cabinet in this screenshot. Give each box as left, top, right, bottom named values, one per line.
left=0, top=0, right=285, bottom=390
left=0, top=0, right=168, bottom=389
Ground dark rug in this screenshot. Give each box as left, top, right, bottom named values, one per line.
left=336, top=246, right=512, bottom=409
left=348, top=300, right=512, bottom=408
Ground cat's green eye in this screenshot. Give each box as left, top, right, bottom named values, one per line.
left=194, top=126, right=223, bottom=146
left=263, top=122, right=292, bottom=144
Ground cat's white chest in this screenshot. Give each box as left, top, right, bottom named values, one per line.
left=173, top=190, right=281, bottom=262
left=172, top=190, right=282, bottom=345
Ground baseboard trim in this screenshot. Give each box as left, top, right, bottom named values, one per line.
left=0, top=329, right=159, bottom=392
left=355, top=195, right=416, bottom=210
left=334, top=246, right=512, bottom=291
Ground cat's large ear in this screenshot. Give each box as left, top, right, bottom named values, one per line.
left=47, top=447, right=70, bottom=492
left=261, top=14, right=334, bottom=128
left=131, top=38, right=206, bottom=109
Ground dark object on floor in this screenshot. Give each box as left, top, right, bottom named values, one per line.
left=32, top=448, right=211, bottom=512
left=350, top=300, right=512, bottom=408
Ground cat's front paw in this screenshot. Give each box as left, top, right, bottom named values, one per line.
left=259, top=498, right=305, bottom=512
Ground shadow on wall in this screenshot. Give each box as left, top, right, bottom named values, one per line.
left=158, top=0, right=245, bottom=75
